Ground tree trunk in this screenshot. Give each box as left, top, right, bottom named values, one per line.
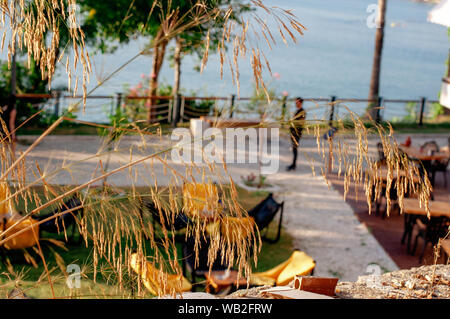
left=11, top=53, right=16, bottom=96
left=367, top=0, right=387, bottom=120
left=172, top=37, right=182, bottom=97
left=147, top=31, right=169, bottom=123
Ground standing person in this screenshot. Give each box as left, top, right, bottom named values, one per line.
left=286, top=97, right=306, bottom=171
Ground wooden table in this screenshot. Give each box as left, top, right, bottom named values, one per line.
left=402, top=198, right=450, bottom=218
left=371, top=167, right=421, bottom=184
left=398, top=145, right=449, bottom=187
left=204, top=270, right=248, bottom=293
left=367, top=167, right=421, bottom=217
left=200, top=116, right=261, bottom=128
left=399, top=146, right=450, bottom=162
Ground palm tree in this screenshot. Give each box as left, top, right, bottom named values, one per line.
left=367, top=0, right=387, bottom=121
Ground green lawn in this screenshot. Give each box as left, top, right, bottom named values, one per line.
left=0, top=185, right=293, bottom=298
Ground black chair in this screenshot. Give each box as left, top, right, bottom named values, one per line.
left=372, top=182, right=399, bottom=219
left=371, top=147, right=428, bottom=218
left=247, top=193, right=284, bottom=243
left=401, top=213, right=419, bottom=254
left=430, top=158, right=449, bottom=187
left=419, top=141, right=445, bottom=187
left=377, top=142, right=386, bottom=166
left=35, top=196, right=84, bottom=242
left=370, top=161, right=420, bottom=218
left=377, top=142, right=408, bottom=165
left=139, top=198, right=189, bottom=232
left=420, top=141, right=439, bottom=174
left=421, top=141, right=439, bottom=153
left=411, top=215, right=449, bottom=263
left=181, top=235, right=228, bottom=290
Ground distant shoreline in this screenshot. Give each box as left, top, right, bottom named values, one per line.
left=413, top=0, right=440, bottom=4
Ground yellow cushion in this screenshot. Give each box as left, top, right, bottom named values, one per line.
left=220, top=217, right=255, bottom=243
left=1, top=218, right=40, bottom=250
left=248, top=274, right=276, bottom=286
left=0, top=182, right=15, bottom=217
left=250, top=251, right=315, bottom=287
left=183, top=183, right=220, bottom=219
left=276, top=251, right=315, bottom=285
left=130, top=253, right=192, bottom=296
left=0, top=182, right=39, bottom=250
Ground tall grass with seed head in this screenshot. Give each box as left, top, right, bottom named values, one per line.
left=0, top=1, right=437, bottom=298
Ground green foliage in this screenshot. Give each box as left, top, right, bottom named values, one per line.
left=78, top=0, right=193, bottom=51
left=79, top=0, right=250, bottom=52
left=398, top=100, right=444, bottom=124
left=0, top=58, right=79, bottom=128
left=401, top=101, right=417, bottom=123
left=39, top=107, right=77, bottom=127
left=429, top=101, right=444, bottom=119
left=240, top=173, right=270, bottom=188
left=245, top=77, right=282, bottom=118
left=109, top=106, right=130, bottom=129
left=183, top=88, right=215, bottom=110
left=0, top=60, right=49, bottom=126
left=121, top=75, right=173, bottom=123
left=96, top=104, right=131, bottom=142
left=78, top=0, right=251, bottom=97
left=122, top=77, right=214, bottom=123
left=187, top=98, right=214, bottom=110
left=168, top=1, right=252, bottom=66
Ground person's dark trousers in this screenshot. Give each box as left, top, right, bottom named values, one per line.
left=289, top=134, right=301, bottom=170
left=292, top=144, right=298, bottom=167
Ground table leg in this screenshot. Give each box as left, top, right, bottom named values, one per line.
left=402, top=214, right=417, bottom=254
left=401, top=214, right=409, bottom=245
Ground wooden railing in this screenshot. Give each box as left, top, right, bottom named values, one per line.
left=11, top=93, right=441, bottom=126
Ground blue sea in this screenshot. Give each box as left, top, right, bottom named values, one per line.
left=50, top=0, right=450, bottom=122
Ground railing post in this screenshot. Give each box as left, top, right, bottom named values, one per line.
left=418, top=97, right=426, bottom=126
left=8, top=94, right=16, bottom=117
left=375, top=96, right=383, bottom=124
left=53, top=90, right=61, bottom=117
left=172, top=94, right=182, bottom=127
left=327, top=96, right=337, bottom=175
left=115, top=93, right=123, bottom=117
left=229, top=94, right=236, bottom=118
left=329, top=96, right=336, bottom=127
left=168, top=97, right=173, bottom=123
left=281, top=95, right=288, bottom=122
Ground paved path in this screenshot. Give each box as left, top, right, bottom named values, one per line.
left=269, top=167, right=399, bottom=281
